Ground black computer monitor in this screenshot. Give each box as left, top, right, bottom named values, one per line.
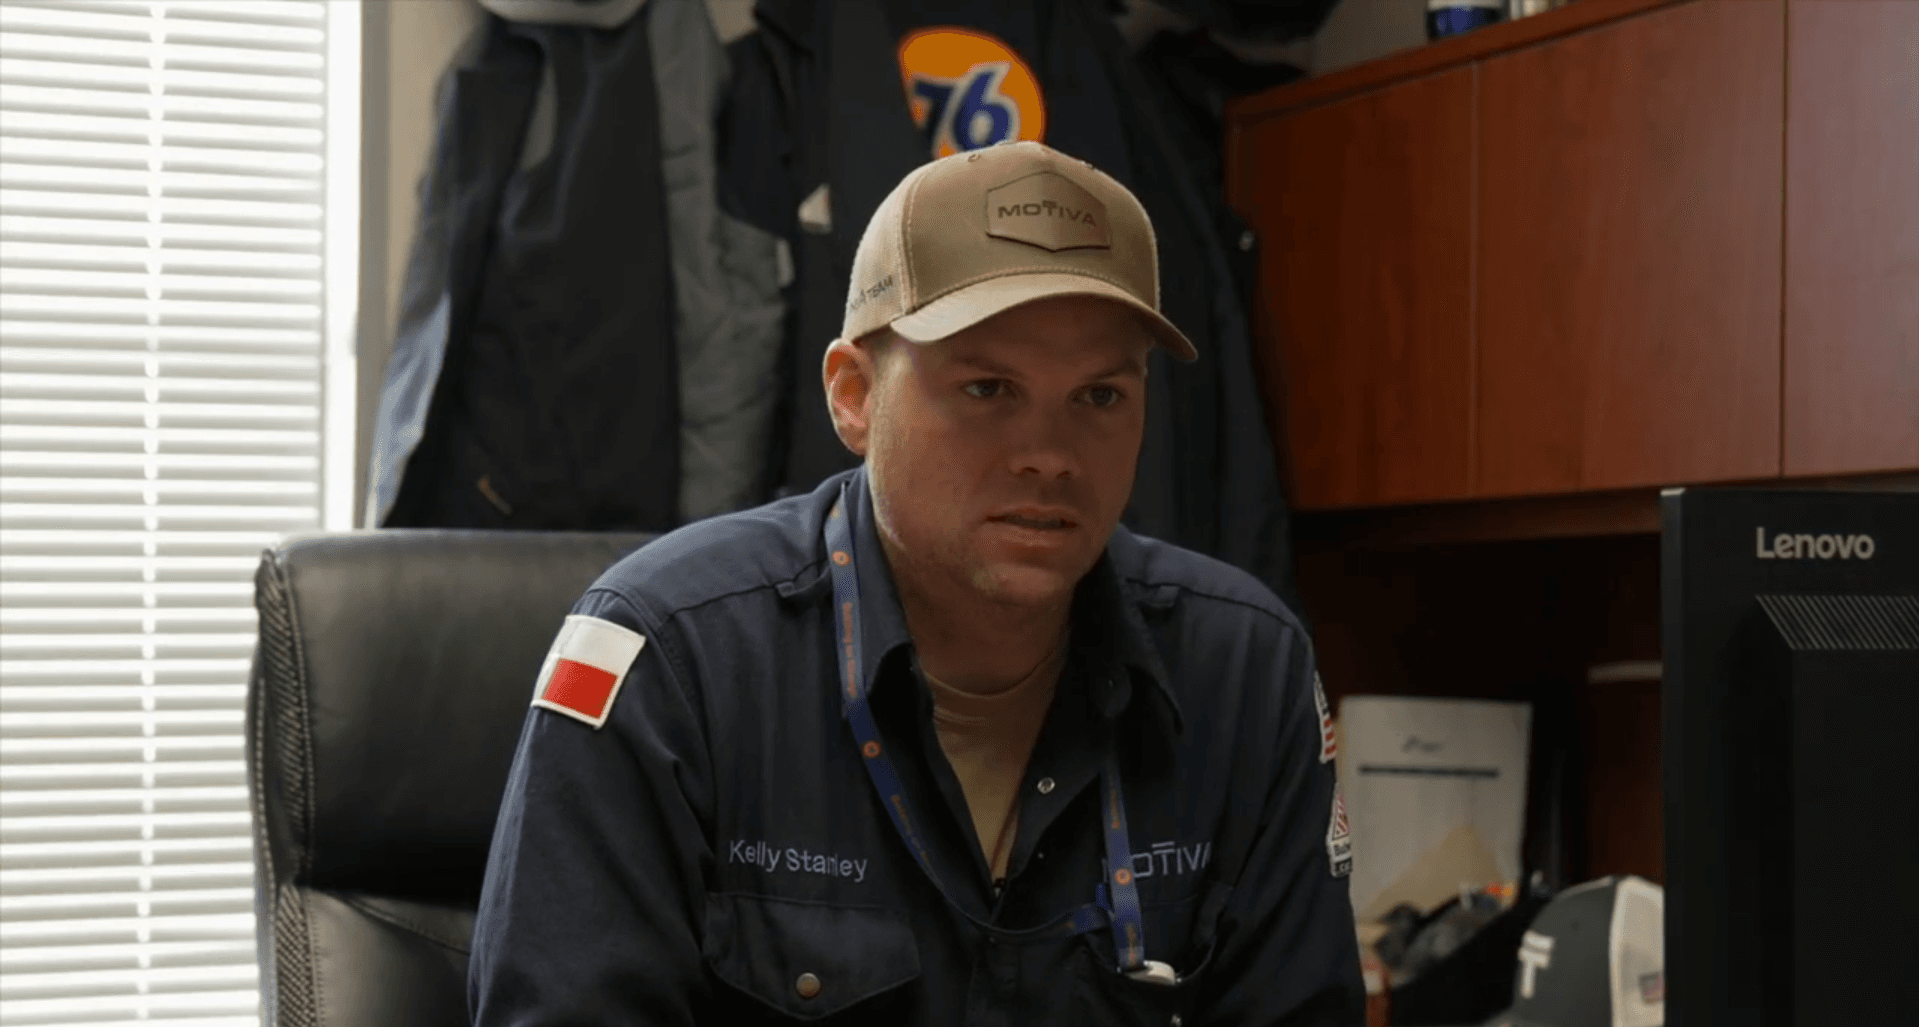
left=1661, top=487, right=1919, bottom=1027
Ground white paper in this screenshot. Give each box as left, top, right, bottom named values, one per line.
left=1336, top=696, right=1532, bottom=921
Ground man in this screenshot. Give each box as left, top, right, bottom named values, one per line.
left=470, top=141, right=1363, bottom=1025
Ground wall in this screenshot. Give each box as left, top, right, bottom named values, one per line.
left=352, top=0, right=756, bottom=525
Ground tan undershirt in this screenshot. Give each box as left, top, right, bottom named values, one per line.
left=922, top=644, right=1065, bottom=884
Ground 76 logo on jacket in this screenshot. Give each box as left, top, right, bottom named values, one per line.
left=898, top=28, right=1048, bottom=159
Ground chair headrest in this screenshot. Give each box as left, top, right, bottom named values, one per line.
left=250, top=529, right=651, bottom=900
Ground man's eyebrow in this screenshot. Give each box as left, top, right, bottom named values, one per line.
left=1089, top=355, right=1149, bottom=380
left=946, top=353, right=1148, bottom=379
left=949, top=353, right=1021, bottom=377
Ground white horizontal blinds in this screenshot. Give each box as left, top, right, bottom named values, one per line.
left=0, top=2, right=333, bottom=1025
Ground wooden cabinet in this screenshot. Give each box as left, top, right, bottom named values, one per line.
left=1475, top=0, right=1784, bottom=497
left=1224, top=0, right=1913, bottom=910
left=1296, top=530, right=1667, bottom=889
left=1231, top=70, right=1475, bottom=509
left=1227, top=0, right=1917, bottom=513
left=1783, top=0, right=1919, bottom=476
left=1577, top=675, right=1663, bottom=882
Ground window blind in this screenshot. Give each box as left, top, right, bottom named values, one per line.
left=0, top=2, right=349, bottom=1024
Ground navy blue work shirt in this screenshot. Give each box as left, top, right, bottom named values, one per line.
left=469, top=467, right=1363, bottom=1026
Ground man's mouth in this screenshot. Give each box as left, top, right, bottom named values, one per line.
left=992, top=511, right=1076, bottom=530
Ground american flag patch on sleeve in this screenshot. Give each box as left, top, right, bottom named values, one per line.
left=1314, top=672, right=1337, bottom=763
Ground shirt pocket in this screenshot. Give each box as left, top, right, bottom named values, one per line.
left=1068, top=879, right=1232, bottom=1027
left=702, top=892, right=921, bottom=1021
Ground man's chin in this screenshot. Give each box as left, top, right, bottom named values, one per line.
left=969, top=560, right=1081, bottom=609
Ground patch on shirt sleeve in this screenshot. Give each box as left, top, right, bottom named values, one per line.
left=1326, top=782, right=1353, bottom=878
left=1314, top=671, right=1337, bottom=764
left=530, top=614, right=646, bottom=730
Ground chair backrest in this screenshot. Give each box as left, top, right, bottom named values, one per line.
left=246, top=529, right=651, bottom=1027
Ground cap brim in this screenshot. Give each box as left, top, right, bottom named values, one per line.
left=890, top=271, right=1198, bottom=363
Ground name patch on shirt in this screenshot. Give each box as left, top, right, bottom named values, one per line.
left=531, top=615, right=645, bottom=730
left=730, top=839, right=869, bottom=884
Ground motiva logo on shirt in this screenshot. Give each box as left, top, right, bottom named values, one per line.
left=1754, top=526, right=1876, bottom=560
left=898, top=27, right=1046, bottom=159
left=1128, top=840, right=1212, bottom=880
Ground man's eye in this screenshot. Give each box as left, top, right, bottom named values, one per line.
left=1085, top=385, right=1123, bottom=408
left=963, top=380, right=1007, bottom=400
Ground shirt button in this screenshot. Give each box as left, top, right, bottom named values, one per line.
left=1037, top=777, right=1056, bottom=795
left=794, top=973, right=821, bottom=999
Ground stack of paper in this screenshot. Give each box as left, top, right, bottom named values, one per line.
left=1335, top=696, right=1533, bottom=922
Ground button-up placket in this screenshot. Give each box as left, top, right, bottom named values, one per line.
left=841, top=468, right=1008, bottom=923
left=835, top=465, right=1199, bottom=1021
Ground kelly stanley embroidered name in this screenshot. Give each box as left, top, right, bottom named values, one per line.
left=730, top=840, right=868, bottom=883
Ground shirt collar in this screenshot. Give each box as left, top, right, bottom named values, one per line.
left=834, top=466, right=1183, bottom=737
left=842, top=465, right=916, bottom=698
left=1068, top=541, right=1184, bottom=736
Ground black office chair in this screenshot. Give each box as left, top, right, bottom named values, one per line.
left=245, top=530, right=652, bottom=1027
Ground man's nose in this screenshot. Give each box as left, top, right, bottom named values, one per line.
left=1008, top=408, right=1080, bottom=480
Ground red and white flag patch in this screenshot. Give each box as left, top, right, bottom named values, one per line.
left=531, top=614, right=646, bottom=730
left=1314, top=672, right=1337, bottom=764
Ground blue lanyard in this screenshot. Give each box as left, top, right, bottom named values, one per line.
left=824, top=485, right=1151, bottom=974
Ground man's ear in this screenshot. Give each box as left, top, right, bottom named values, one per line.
left=822, top=336, right=878, bottom=457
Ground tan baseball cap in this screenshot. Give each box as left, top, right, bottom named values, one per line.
left=840, top=141, right=1198, bottom=362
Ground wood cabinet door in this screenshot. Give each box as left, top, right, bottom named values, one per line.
left=1784, top=0, right=1919, bottom=477
left=1475, top=0, right=1785, bottom=498
left=1229, top=69, right=1475, bottom=510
